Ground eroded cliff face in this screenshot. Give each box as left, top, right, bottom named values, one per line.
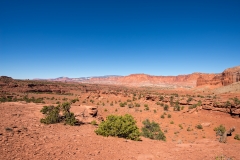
left=222, top=66, right=240, bottom=86
left=197, top=66, right=240, bottom=87
left=89, top=73, right=217, bottom=88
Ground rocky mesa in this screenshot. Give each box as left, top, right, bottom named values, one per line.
left=89, top=73, right=217, bottom=88
left=197, top=66, right=240, bottom=87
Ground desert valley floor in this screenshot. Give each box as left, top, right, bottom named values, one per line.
left=1, top=70, right=240, bottom=160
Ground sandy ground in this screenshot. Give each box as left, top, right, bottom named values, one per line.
left=1, top=102, right=240, bottom=160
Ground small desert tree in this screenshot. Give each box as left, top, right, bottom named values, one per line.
left=214, top=124, right=226, bottom=136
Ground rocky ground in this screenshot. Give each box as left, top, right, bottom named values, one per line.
left=1, top=76, right=240, bottom=160
left=1, top=100, right=240, bottom=160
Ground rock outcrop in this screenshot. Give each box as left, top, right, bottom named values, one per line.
left=201, top=100, right=240, bottom=117
left=222, top=66, right=240, bottom=86
left=197, top=66, right=240, bottom=87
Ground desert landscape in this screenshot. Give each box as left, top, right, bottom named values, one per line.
left=2, top=0, right=240, bottom=159
left=1, top=66, right=240, bottom=160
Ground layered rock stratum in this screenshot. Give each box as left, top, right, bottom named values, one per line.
left=197, top=66, right=240, bottom=87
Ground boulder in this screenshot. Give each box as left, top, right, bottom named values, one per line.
left=145, top=95, right=157, bottom=101
left=85, top=105, right=98, bottom=117
left=179, top=100, right=188, bottom=105
left=201, top=122, right=211, bottom=127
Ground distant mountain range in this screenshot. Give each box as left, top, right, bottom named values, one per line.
left=33, top=75, right=122, bottom=82
left=32, top=65, right=240, bottom=88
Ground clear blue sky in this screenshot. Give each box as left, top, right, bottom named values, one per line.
left=1, top=0, right=240, bottom=79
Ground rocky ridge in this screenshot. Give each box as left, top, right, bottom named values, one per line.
left=89, top=73, right=217, bottom=88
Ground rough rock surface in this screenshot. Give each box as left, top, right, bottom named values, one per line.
left=197, top=66, right=240, bottom=87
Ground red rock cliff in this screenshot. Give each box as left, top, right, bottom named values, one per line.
left=90, top=73, right=217, bottom=88
left=197, top=66, right=240, bottom=86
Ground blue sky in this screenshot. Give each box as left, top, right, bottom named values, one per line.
left=1, top=0, right=240, bottom=79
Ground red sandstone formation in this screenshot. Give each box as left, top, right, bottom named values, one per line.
left=197, top=66, right=240, bottom=87
left=30, top=66, right=240, bottom=88
left=90, top=73, right=217, bottom=88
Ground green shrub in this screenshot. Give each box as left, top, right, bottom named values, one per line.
left=132, top=96, right=137, bottom=101
left=90, top=99, right=94, bottom=104
left=144, top=104, right=149, bottom=110
left=188, top=104, right=198, bottom=109
left=61, top=102, right=71, bottom=112
left=170, top=121, right=174, bottom=124
left=233, top=97, right=240, bottom=105
left=91, top=120, right=97, bottom=125
left=224, top=101, right=231, bottom=107
left=160, top=114, right=165, bottom=119
left=95, top=114, right=140, bottom=141
left=167, top=114, right=171, bottom=118
left=127, top=99, right=132, bottom=102
left=119, top=102, right=126, bottom=107
left=159, top=96, right=164, bottom=101
left=164, top=104, right=169, bottom=111
left=187, top=97, right=193, bottom=103
left=196, top=124, right=203, bottom=129
left=40, top=106, right=60, bottom=124
left=179, top=124, right=183, bottom=129
left=40, top=105, right=54, bottom=114
left=134, top=103, right=140, bottom=107
left=215, top=155, right=233, bottom=160
left=170, top=96, right=174, bottom=107
left=21, top=96, right=45, bottom=103
left=64, top=112, right=77, bottom=126
left=214, top=125, right=226, bottom=136
left=234, top=134, right=240, bottom=140
left=0, top=96, right=8, bottom=102
left=174, top=104, right=180, bottom=111
left=40, top=103, right=77, bottom=126
left=141, top=119, right=166, bottom=141
left=62, top=97, right=68, bottom=101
